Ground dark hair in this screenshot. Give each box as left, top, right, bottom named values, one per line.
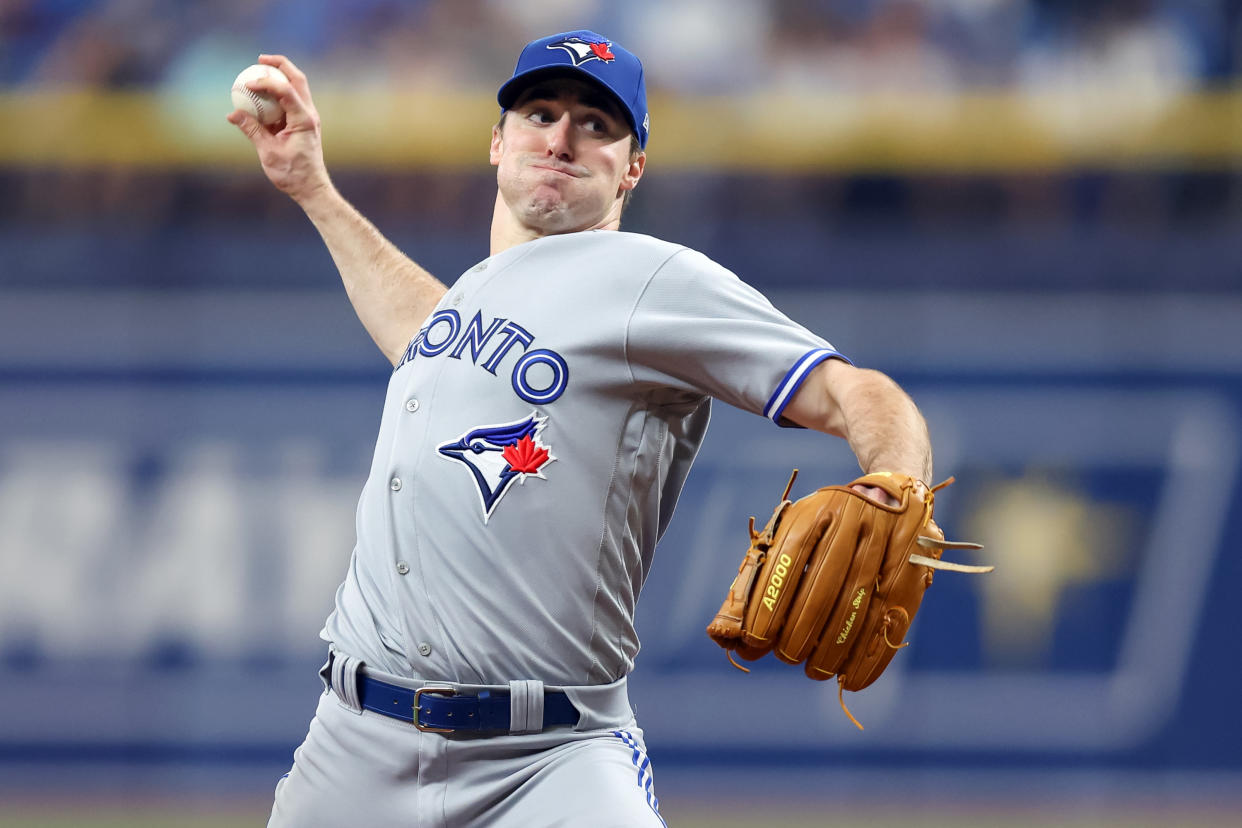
left=495, top=111, right=643, bottom=213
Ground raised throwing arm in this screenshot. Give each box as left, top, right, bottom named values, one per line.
left=227, top=55, right=447, bottom=365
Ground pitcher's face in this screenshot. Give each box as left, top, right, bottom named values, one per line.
left=491, top=79, right=644, bottom=235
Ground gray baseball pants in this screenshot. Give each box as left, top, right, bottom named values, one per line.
left=268, top=655, right=666, bottom=827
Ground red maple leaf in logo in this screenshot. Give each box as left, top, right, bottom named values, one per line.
left=503, top=435, right=550, bottom=474
left=590, top=42, right=615, bottom=62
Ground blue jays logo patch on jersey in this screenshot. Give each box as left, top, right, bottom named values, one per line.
left=437, top=413, right=555, bottom=523
left=547, top=36, right=616, bottom=66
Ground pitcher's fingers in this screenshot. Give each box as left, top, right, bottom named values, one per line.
left=258, top=54, right=314, bottom=106
left=245, top=74, right=315, bottom=130
left=849, top=484, right=898, bottom=507
left=227, top=109, right=276, bottom=149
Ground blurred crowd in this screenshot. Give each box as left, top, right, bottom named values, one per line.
left=4, top=0, right=1241, bottom=243
left=1, top=0, right=1239, bottom=96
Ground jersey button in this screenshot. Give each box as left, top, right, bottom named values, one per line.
left=417, top=642, right=433, bottom=657
left=405, top=398, right=420, bottom=413
left=396, top=561, right=410, bottom=575
left=390, top=476, right=402, bottom=491
left=471, top=261, right=488, bottom=273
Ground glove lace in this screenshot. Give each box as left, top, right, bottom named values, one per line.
left=883, top=626, right=910, bottom=650
left=838, top=679, right=864, bottom=731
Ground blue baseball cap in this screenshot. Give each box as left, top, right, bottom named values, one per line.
left=497, top=30, right=649, bottom=149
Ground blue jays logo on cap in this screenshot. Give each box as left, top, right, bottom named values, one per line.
left=437, top=412, right=555, bottom=522
left=546, top=36, right=616, bottom=66
left=497, top=30, right=650, bottom=148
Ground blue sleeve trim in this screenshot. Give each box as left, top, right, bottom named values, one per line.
left=763, top=348, right=851, bottom=427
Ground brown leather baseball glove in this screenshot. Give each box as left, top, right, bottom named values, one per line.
left=706, top=470, right=989, bottom=729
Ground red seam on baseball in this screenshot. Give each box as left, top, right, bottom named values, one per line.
left=243, top=88, right=267, bottom=121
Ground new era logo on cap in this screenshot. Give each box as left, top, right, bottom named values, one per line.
left=497, top=30, right=649, bottom=148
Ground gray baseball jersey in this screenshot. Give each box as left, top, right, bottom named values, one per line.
left=321, top=230, right=845, bottom=687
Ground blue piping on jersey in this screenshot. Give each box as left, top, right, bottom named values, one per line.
left=764, top=348, right=850, bottom=427
left=611, top=729, right=666, bottom=826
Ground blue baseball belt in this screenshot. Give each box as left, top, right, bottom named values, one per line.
left=326, top=652, right=581, bottom=734
left=359, top=678, right=581, bottom=733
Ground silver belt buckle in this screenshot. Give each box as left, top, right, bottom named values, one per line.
left=413, top=686, right=457, bottom=733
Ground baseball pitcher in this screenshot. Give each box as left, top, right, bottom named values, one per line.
left=228, top=29, right=986, bottom=827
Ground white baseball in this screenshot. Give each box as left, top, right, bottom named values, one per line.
left=231, top=64, right=288, bottom=126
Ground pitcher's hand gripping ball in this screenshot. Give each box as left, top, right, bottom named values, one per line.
left=231, top=64, right=288, bottom=125
left=707, top=470, right=990, bottom=729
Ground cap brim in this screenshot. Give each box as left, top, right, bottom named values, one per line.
left=497, top=66, right=639, bottom=138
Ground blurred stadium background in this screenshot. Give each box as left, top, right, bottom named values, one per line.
left=2, top=0, right=1241, bottom=825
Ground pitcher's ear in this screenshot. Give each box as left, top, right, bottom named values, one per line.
left=490, top=124, right=505, bottom=166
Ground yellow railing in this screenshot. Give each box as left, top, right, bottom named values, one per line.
left=4, top=88, right=1242, bottom=171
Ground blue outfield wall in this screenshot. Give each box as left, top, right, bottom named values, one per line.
left=0, top=214, right=1239, bottom=790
